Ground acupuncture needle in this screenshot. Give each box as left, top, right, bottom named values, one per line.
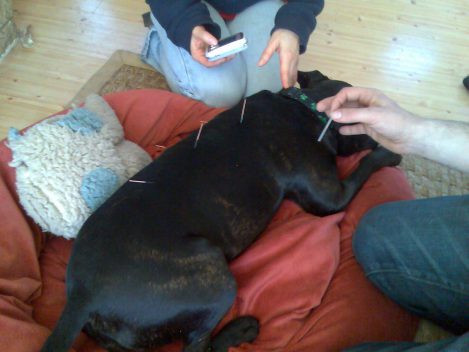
left=240, top=98, right=247, bottom=123
left=317, top=116, right=333, bottom=142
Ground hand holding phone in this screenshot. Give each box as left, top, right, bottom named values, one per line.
left=205, top=32, right=248, bottom=62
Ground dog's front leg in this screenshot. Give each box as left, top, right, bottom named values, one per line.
left=288, top=146, right=402, bottom=216
left=324, top=146, right=402, bottom=213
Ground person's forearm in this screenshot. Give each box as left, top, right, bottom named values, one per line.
left=409, top=117, right=469, bottom=173
left=147, top=0, right=220, bottom=52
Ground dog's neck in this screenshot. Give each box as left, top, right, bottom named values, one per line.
left=280, top=87, right=329, bottom=124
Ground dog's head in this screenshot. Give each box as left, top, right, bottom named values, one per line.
left=296, top=70, right=377, bottom=156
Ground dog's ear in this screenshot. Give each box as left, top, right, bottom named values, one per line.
left=297, top=70, right=353, bottom=102
left=297, top=70, right=329, bottom=89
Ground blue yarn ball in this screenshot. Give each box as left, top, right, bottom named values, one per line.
left=56, top=108, right=104, bottom=135
left=80, top=168, right=120, bottom=211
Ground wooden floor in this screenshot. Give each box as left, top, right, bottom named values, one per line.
left=1, top=0, right=468, bottom=140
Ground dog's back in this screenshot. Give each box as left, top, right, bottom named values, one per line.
left=76, top=89, right=344, bottom=260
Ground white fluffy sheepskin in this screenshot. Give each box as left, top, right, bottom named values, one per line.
left=8, top=94, right=152, bottom=239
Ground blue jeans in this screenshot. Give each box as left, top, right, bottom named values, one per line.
left=345, top=195, right=469, bottom=351
left=141, top=0, right=283, bottom=108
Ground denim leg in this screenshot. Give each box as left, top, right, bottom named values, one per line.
left=352, top=195, right=469, bottom=334
left=344, top=332, right=469, bottom=352
left=227, top=0, right=283, bottom=96
left=141, top=4, right=247, bottom=107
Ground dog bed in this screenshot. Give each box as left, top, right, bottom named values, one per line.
left=0, top=89, right=418, bottom=352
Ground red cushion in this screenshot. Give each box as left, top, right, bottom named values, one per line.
left=0, top=89, right=418, bottom=352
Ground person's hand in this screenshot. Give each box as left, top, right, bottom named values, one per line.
left=316, top=87, right=419, bottom=154
left=258, top=29, right=300, bottom=88
left=190, top=26, right=234, bottom=68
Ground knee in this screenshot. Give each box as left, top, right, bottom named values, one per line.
left=198, top=77, right=246, bottom=108
left=196, top=62, right=247, bottom=107
left=352, top=202, right=403, bottom=273
left=163, top=67, right=246, bottom=108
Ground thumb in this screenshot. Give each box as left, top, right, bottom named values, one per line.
left=200, top=31, right=218, bottom=46
left=193, top=26, right=218, bottom=46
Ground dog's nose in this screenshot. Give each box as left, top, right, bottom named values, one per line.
left=463, top=76, right=469, bottom=91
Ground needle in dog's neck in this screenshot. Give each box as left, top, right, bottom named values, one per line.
left=240, top=98, right=247, bottom=123
left=317, top=117, right=333, bottom=142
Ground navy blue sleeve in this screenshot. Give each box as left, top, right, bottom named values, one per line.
left=146, top=0, right=221, bottom=53
left=273, top=0, right=324, bottom=54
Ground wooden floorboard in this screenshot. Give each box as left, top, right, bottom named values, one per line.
left=1, top=0, right=468, bottom=139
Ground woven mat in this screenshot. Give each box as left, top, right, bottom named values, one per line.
left=68, top=50, right=170, bottom=107
left=402, top=155, right=469, bottom=198
left=99, top=64, right=170, bottom=95
left=70, top=50, right=468, bottom=199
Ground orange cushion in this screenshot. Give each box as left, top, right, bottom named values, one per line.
left=0, top=89, right=418, bottom=352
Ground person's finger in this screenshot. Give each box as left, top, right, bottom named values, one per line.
left=289, top=68, right=298, bottom=87
left=192, top=51, right=213, bottom=66
left=258, top=42, right=276, bottom=67
left=317, top=90, right=366, bottom=114
left=317, top=92, right=370, bottom=113
left=338, top=123, right=368, bottom=136
left=200, top=31, right=218, bottom=46
left=316, top=96, right=335, bottom=112
left=207, top=56, right=232, bottom=67
left=330, top=106, right=379, bottom=124
left=328, top=87, right=380, bottom=113
left=223, top=54, right=236, bottom=63
left=288, top=56, right=298, bottom=87
left=280, top=56, right=291, bottom=88
left=284, top=66, right=297, bottom=88
left=193, top=26, right=218, bottom=46
left=278, top=50, right=298, bottom=88
left=194, top=52, right=231, bottom=68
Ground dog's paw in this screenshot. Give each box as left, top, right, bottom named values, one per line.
left=368, top=146, right=402, bottom=168
left=211, top=316, right=259, bottom=352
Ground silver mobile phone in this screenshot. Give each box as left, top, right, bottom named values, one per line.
left=205, top=32, right=248, bottom=62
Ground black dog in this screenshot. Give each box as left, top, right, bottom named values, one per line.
left=41, top=71, right=401, bottom=352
